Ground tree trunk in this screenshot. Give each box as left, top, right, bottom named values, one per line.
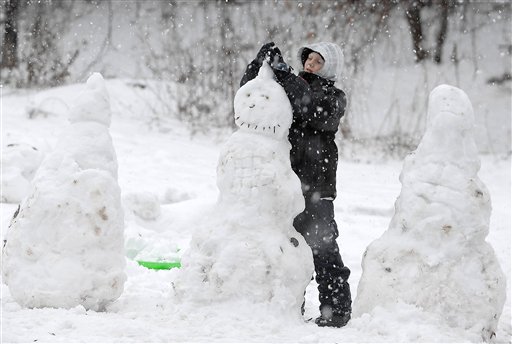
left=1, top=0, right=19, bottom=69
left=405, top=1, right=428, bottom=62
left=434, top=0, right=450, bottom=64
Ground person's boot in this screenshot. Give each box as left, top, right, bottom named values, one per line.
left=315, top=313, right=351, bottom=328
left=315, top=305, right=351, bottom=328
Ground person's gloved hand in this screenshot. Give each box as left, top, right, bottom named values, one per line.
left=268, top=45, right=284, bottom=67
left=256, top=42, right=286, bottom=65
left=256, top=42, right=276, bottom=64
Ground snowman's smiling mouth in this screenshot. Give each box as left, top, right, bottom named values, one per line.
left=249, top=104, right=255, bottom=109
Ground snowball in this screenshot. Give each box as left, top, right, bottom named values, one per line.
left=354, top=85, right=506, bottom=341
left=175, top=64, right=313, bottom=319
left=2, top=73, right=126, bottom=311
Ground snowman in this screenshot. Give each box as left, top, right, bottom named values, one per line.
left=2, top=73, right=126, bottom=311
left=354, top=85, right=506, bottom=341
left=174, top=63, right=313, bottom=319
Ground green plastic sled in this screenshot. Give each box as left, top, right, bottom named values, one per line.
left=137, top=260, right=181, bottom=270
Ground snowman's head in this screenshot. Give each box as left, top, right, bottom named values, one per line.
left=69, top=73, right=111, bottom=127
left=234, top=63, right=293, bottom=139
left=427, top=84, right=474, bottom=131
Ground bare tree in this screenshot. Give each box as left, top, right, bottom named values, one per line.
left=433, top=0, right=451, bottom=63
left=23, top=1, right=79, bottom=86
left=0, top=0, right=99, bottom=87
left=405, top=0, right=430, bottom=62
left=1, top=0, right=19, bottom=69
left=403, top=0, right=456, bottom=64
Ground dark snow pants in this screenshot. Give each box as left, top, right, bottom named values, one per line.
left=293, top=197, right=352, bottom=316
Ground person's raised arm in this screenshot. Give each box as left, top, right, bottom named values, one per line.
left=274, top=70, right=346, bottom=132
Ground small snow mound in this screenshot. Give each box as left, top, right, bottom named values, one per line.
left=123, top=191, right=161, bottom=221
left=162, top=187, right=194, bottom=204
left=1, top=143, right=45, bottom=203
left=123, top=221, right=181, bottom=266
left=69, top=72, right=111, bottom=126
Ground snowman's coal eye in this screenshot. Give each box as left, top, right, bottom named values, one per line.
left=261, top=95, right=269, bottom=100
left=246, top=93, right=251, bottom=97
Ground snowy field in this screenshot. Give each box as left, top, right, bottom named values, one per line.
left=1, top=79, right=510, bottom=343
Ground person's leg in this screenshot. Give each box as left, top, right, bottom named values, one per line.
left=294, top=197, right=351, bottom=327
left=293, top=207, right=310, bottom=317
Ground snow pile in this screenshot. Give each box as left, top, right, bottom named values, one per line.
left=123, top=191, right=161, bottom=221
left=1, top=73, right=126, bottom=311
left=174, top=64, right=313, bottom=319
left=354, top=84, right=507, bottom=341
left=1, top=143, right=45, bottom=203
left=124, top=223, right=180, bottom=263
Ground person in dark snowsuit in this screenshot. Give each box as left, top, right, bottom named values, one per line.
left=240, top=42, right=352, bottom=328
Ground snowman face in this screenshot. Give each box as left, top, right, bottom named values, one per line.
left=427, top=85, right=474, bottom=130
left=233, top=64, right=293, bottom=139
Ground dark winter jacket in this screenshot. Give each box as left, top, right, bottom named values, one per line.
left=240, top=60, right=346, bottom=200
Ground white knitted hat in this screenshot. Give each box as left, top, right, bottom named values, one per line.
left=297, top=42, right=344, bottom=81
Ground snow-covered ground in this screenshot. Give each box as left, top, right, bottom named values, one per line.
left=1, top=79, right=510, bottom=342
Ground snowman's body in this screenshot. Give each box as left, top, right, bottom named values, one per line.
left=176, top=64, right=313, bottom=318
left=2, top=74, right=126, bottom=311
left=354, top=85, right=506, bottom=341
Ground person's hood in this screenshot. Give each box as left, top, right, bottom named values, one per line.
left=297, top=42, right=344, bottom=82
